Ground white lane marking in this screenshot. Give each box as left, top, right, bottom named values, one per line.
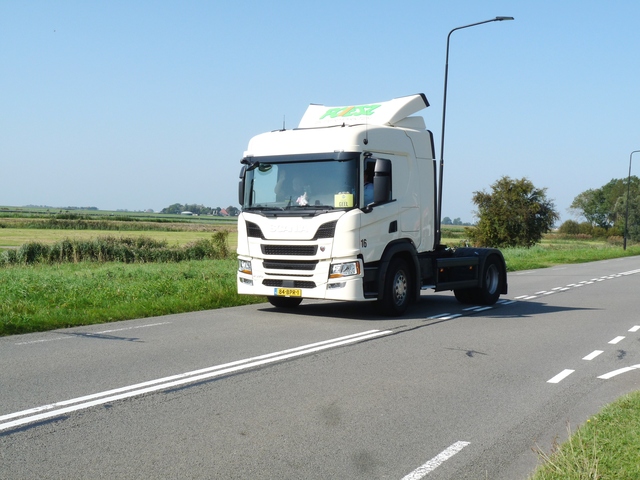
left=500, top=300, right=516, bottom=305
left=609, top=336, right=625, bottom=345
left=547, top=369, right=575, bottom=384
left=512, top=268, right=640, bottom=306
left=14, top=322, right=172, bottom=345
left=583, top=350, right=604, bottom=361
left=629, top=326, right=640, bottom=333
left=598, top=365, right=640, bottom=380
left=401, top=441, right=470, bottom=479
left=0, top=329, right=391, bottom=432
left=426, top=313, right=462, bottom=320
left=462, top=306, right=493, bottom=313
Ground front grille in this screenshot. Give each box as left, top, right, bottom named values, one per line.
left=263, top=280, right=316, bottom=289
left=261, top=245, right=317, bottom=256
left=263, top=260, right=318, bottom=271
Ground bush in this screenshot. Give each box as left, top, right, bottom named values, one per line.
left=592, top=226, right=609, bottom=238
left=578, top=222, right=594, bottom=235
left=558, top=220, right=580, bottom=235
left=469, top=176, right=559, bottom=248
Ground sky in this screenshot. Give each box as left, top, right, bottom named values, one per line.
left=2, top=1, right=639, bottom=223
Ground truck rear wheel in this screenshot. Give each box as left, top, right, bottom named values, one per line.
left=267, top=296, right=303, bottom=309
left=378, top=257, right=411, bottom=316
left=454, top=255, right=503, bottom=305
left=478, top=256, right=502, bottom=305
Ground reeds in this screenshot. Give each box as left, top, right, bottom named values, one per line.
left=0, top=231, right=230, bottom=266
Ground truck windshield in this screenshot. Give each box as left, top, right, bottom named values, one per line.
left=242, top=158, right=358, bottom=210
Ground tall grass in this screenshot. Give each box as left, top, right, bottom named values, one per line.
left=0, top=232, right=230, bottom=266
left=0, top=217, right=228, bottom=232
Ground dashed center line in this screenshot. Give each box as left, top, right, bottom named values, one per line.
left=583, top=350, right=604, bottom=361
left=547, top=369, right=575, bottom=383
left=609, top=336, right=625, bottom=345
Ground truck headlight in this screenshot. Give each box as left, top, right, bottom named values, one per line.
left=238, top=259, right=252, bottom=275
left=329, top=261, right=360, bottom=278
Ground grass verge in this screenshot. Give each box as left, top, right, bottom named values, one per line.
left=0, top=259, right=263, bottom=336
left=502, top=242, right=640, bottom=271
left=530, top=391, right=640, bottom=479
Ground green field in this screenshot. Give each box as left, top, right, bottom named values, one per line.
left=0, top=227, right=238, bottom=250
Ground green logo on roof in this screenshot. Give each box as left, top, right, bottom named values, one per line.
left=319, top=104, right=381, bottom=120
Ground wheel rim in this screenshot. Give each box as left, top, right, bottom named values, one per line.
left=393, top=270, right=408, bottom=306
left=485, top=264, right=499, bottom=295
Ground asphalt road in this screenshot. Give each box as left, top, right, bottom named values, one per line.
left=2, top=256, right=640, bottom=479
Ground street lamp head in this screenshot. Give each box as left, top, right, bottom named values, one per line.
left=495, top=16, right=514, bottom=21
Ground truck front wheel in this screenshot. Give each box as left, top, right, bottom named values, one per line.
left=378, top=257, right=411, bottom=316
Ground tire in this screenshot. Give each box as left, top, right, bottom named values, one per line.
left=378, top=257, right=412, bottom=316
left=267, top=296, right=303, bottom=309
left=453, top=288, right=474, bottom=304
left=477, top=256, right=502, bottom=305
left=454, top=255, right=503, bottom=305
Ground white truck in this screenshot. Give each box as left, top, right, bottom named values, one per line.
left=236, top=93, right=507, bottom=315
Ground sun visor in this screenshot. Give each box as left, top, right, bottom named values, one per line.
left=297, top=94, right=429, bottom=129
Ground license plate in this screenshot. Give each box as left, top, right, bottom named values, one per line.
left=275, top=288, right=302, bottom=297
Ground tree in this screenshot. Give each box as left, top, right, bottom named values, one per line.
left=570, top=177, right=640, bottom=230
left=614, top=189, right=640, bottom=242
left=468, top=176, right=559, bottom=248
left=226, top=205, right=240, bottom=216
left=161, top=203, right=183, bottom=214
left=442, top=216, right=452, bottom=225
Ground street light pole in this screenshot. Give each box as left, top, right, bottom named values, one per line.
left=435, top=16, right=514, bottom=247
left=623, top=150, right=640, bottom=250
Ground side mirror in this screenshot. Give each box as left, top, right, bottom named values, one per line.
left=238, top=166, right=246, bottom=205
left=373, top=158, right=392, bottom=204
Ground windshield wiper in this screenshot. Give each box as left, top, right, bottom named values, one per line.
left=243, top=206, right=284, bottom=211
